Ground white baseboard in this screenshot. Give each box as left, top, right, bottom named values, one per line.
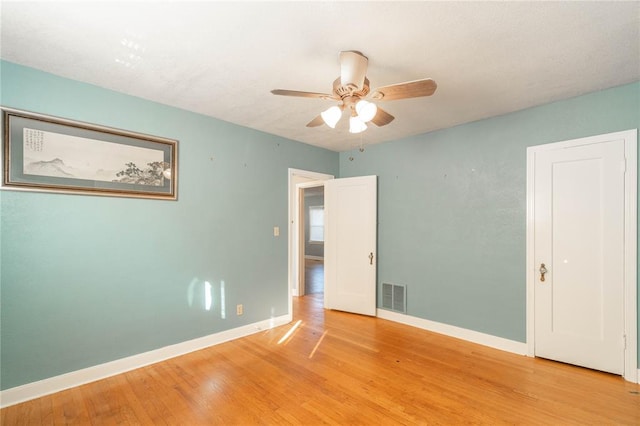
left=0, top=314, right=292, bottom=408
left=376, top=309, right=527, bottom=355
left=304, top=255, right=324, bottom=261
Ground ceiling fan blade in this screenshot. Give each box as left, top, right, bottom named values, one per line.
left=340, top=51, right=368, bottom=90
left=271, top=89, right=337, bottom=100
left=306, top=115, right=325, bottom=127
left=371, top=78, right=437, bottom=101
left=370, top=106, right=395, bottom=127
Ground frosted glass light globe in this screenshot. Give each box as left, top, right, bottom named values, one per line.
left=321, top=106, right=342, bottom=128
left=349, top=116, right=367, bottom=134
left=355, top=100, right=377, bottom=123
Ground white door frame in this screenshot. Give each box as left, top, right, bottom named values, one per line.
left=526, top=129, right=638, bottom=383
left=288, top=169, right=333, bottom=316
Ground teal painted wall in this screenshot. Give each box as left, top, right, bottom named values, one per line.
left=0, top=61, right=339, bottom=390
left=340, top=81, right=640, bottom=351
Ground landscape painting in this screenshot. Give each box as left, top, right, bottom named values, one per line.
left=23, top=128, right=165, bottom=185
left=2, top=108, right=177, bottom=200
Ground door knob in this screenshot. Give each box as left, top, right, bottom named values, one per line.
left=539, top=263, right=548, bottom=282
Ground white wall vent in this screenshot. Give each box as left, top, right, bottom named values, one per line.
left=382, top=283, right=406, bottom=313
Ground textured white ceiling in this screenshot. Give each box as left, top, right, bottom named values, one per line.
left=1, top=1, right=639, bottom=152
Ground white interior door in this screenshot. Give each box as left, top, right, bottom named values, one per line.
left=532, top=137, right=626, bottom=374
left=324, top=175, right=377, bottom=316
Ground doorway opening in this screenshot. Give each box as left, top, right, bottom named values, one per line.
left=288, top=169, right=378, bottom=319
left=287, top=168, right=333, bottom=317
left=301, top=186, right=325, bottom=295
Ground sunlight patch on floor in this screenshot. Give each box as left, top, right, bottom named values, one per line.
left=309, top=330, right=329, bottom=359
left=278, top=320, right=302, bottom=345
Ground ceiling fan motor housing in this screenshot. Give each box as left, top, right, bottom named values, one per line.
left=333, top=77, right=370, bottom=100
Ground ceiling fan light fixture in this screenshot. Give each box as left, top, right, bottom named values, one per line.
left=321, top=106, right=342, bottom=128
left=355, top=100, right=377, bottom=123
left=349, top=116, right=367, bottom=134
left=271, top=51, right=436, bottom=136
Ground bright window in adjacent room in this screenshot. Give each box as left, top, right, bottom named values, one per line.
left=309, top=205, right=324, bottom=243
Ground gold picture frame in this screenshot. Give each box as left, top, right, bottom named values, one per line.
left=1, top=107, right=178, bottom=200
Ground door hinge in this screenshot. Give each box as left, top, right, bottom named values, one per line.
left=621, top=159, right=627, bottom=173
left=623, top=334, right=627, bottom=349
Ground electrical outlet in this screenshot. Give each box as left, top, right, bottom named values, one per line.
left=236, top=304, right=243, bottom=315
left=273, top=226, right=280, bottom=237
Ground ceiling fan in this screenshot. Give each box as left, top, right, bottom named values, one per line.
left=271, top=51, right=437, bottom=134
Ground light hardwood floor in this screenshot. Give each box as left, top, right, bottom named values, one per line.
left=304, top=258, right=324, bottom=295
left=2, top=293, right=639, bottom=425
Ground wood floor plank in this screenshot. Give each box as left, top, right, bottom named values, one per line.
left=2, top=292, right=639, bottom=424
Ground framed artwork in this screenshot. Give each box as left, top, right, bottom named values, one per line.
left=1, top=107, right=177, bottom=200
